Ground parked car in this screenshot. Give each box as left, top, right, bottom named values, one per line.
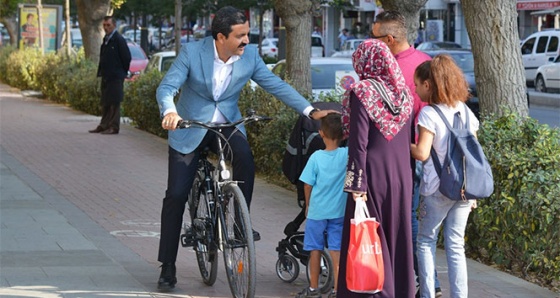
left=144, top=51, right=176, bottom=73
left=520, top=29, right=560, bottom=85
left=124, top=28, right=168, bottom=51
left=126, top=42, right=149, bottom=80
left=416, top=41, right=462, bottom=51
left=271, top=57, right=357, bottom=99
left=534, top=55, right=560, bottom=93
left=260, top=37, right=278, bottom=59
left=331, top=38, right=365, bottom=58
left=0, top=24, right=10, bottom=46
left=311, top=34, right=325, bottom=57
left=420, top=49, right=480, bottom=117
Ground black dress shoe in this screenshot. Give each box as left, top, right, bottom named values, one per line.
left=100, top=128, right=119, bottom=134
left=157, top=262, right=177, bottom=291
left=253, top=229, right=261, bottom=241
left=88, top=126, right=104, bottom=133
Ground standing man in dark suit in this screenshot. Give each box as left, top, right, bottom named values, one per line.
left=89, top=15, right=131, bottom=135
left=155, top=6, right=335, bottom=291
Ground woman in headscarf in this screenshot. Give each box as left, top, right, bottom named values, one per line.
left=338, top=39, right=415, bottom=297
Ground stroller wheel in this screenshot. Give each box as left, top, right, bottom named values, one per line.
left=275, top=254, right=299, bottom=283
left=306, top=249, right=334, bottom=294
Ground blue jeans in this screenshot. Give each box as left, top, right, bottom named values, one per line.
left=412, top=161, right=440, bottom=290
left=417, top=190, right=472, bottom=298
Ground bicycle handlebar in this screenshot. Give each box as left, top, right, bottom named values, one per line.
left=177, top=113, right=272, bottom=130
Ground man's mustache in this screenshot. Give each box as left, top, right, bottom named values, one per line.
left=238, top=42, right=247, bottom=48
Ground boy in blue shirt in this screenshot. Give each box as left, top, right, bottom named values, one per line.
left=297, top=113, right=348, bottom=298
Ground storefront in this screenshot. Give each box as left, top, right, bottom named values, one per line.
left=517, top=1, right=560, bottom=39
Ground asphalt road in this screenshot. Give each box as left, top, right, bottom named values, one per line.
left=528, top=90, right=560, bottom=128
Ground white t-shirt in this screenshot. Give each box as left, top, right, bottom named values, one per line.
left=417, top=103, right=479, bottom=196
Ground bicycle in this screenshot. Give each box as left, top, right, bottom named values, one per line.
left=179, top=110, right=271, bottom=298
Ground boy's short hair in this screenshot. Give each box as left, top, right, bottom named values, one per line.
left=320, top=113, right=343, bottom=141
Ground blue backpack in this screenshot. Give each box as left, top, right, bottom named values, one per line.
left=429, top=104, right=494, bottom=201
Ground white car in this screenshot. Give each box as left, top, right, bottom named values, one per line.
left=534, top=55, right=560, bottom=93
left=271, top=57, right=357, bottom=99
left=311, top=34, right=324, bottom=57
left=520, top=30, right=560, bottom=84
left=331, top=38, right=365, bottom=58
left=144, top=51, right=176, bottom=73
left=260, top=38, right=278, bottom=59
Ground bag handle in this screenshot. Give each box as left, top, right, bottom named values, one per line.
left=354, top=199, right=373, bottom=224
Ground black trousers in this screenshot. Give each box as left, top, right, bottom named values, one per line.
left=98, top=77, right=124, bottom=130
left=157, top=127, right=255, bottom=263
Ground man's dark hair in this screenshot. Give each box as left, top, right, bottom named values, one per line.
left=103, top=15, right=116, bottom=26
left=374, top=10, right=406, bottom=40
left=27, top=13, right=34, bottom=20
left=320, top=113, right=343, bottom=141
left=211, top=6, right=247, bottom=40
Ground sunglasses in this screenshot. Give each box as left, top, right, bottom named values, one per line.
left=371, top=33, right=391, bottom=39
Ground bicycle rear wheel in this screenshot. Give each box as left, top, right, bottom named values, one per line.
left=221, top=183, right=256, bottom=297
left=190, top=169, right=218, bottom=286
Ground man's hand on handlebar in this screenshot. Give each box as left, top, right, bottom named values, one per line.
left=310, top=109, right=340, bottom=121
left=162, top=112, right=183, bottom=131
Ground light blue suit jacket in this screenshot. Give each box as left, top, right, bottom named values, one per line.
left=157, top=36, right=311, bottom=154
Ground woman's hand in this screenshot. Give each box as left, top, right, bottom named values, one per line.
left=352, top=192, right=367, bottom=201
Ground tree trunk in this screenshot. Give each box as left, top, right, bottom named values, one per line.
left=273, top=0, right=320, bottom=96
left=76, top=0, right=111, bottom=63
left=0, top=16, right=18, bottom=46
left=462, top=0, right=528, bottom=117
left=380, top=0, right=427, bottom=46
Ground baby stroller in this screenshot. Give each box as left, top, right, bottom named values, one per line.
left=275, top=102, right=343, bottom=294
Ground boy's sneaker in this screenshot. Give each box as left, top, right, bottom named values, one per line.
left=295, top=287, right=321, bottom=298
left=327, top=289, right=337, bottom=298
left=435, top=287, right=443, bottom=297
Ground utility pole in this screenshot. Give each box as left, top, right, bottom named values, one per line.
left=65, top=0, right=71, bottom=56
left=174, top=0, right=182, bottom=54
left=37, top=0, right=44, bottom=54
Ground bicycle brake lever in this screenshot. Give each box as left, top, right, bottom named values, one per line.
left=177, top=120, right=190, bottom=128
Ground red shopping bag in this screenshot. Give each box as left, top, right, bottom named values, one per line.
left=346, top=199, right=384, bottom=294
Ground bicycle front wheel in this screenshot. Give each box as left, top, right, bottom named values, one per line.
left=221, top=183, right=256, bottom=297
left=190, top=169, right=218, bottom=286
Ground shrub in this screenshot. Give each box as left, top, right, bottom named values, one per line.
left=4, top=47, right=44, bottom=90
left=466, top=110, right=560, bottom=289
left=0, top=45, right=17, bottom=84
left=239, top=85, right=299, bottom=183
left=64, top=57, right=101, bottom=115
left=122, top=68, right=167, bottom=138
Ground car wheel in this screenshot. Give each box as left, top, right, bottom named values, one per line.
left=535, top=75, right=547, bottom=93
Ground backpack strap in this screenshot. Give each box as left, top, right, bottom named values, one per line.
left=429, top=103, right=468, bottom=177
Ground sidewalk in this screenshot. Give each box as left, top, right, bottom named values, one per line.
left=1, top=82, right=558, bottom=298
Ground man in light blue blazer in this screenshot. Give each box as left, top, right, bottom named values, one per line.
left=155, top=6, right=333, bottom=291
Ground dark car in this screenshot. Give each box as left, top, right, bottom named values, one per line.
left=420, top=49, right=480, bottom=118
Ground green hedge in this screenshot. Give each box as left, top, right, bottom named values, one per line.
left=122, top=69, right=167, bottom=138
left=0, top=46, right=101, bottom=116
left=466, top=110, right=560, bottom=289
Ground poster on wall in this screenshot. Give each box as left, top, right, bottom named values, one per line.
left=18, top=4, right=62, bottom=53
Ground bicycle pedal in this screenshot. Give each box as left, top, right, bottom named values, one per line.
left=180, top=231, right=196, bottom=247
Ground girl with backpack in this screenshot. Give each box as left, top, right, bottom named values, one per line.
left=410, top=54, right=478, bottom=298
